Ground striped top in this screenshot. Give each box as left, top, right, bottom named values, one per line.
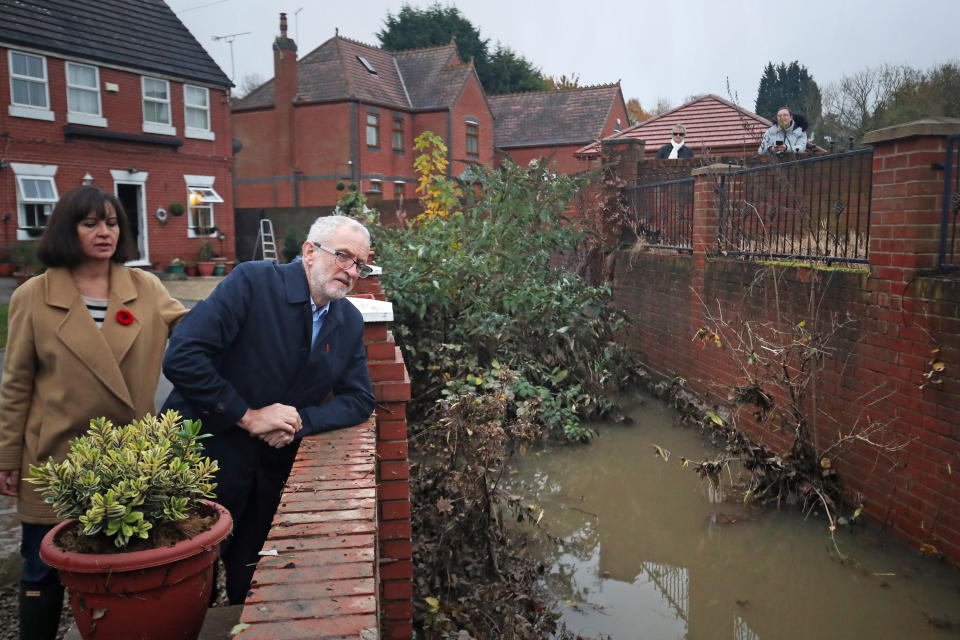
left=81, top=296, right=108, bottom=329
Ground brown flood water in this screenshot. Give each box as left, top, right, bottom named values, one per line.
left=508, top=391, right=960, bottom=640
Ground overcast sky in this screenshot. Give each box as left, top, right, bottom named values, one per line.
left=170, top=0, right=959, bottom=115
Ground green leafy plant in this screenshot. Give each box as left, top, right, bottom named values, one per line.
left=168, top=202, right=185, bottom=217
left=374, top=142, right=638, bottom=441
left=197, top=241, right=215, bottom=262
left=282, top=226, right=307, bottom=263
left=9, top=241, right=44, bottom=275
left=27, top=411, right=218, bottom=549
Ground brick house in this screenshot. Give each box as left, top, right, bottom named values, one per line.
left=0, top=0, right=235, bottom=268
left=232, top=15, right=494, bottom=209
left=577, top=94, right=774, bottom=165
left=489, top=83, right=628, bottom=174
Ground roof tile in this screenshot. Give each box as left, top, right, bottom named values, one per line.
left=489, top=85, right=623, bottom=147
left=578, top=94, right=771, bottom=155
left=0, top=0, right=230, bottom=87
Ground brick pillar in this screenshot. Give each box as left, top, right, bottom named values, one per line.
left=863, top=120, right=960, bottom=280
left=858, top=119, right=960, bottom=559
left=357, top=275, right=414, bottom=640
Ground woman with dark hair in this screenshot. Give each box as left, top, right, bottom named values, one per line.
left=0, top=186, right=187, bottom=639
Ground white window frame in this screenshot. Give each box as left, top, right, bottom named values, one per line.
left=65, top=61, right=106, bottom=127
left=11, top=163, right=58, bottom=240
left=142, top=76, right=175, bottom=135
left=184, top=175, right=223, bottom=238
left=366, top=113, right=379, bottom=148
left=184, top=84, right=215, bottom=140
left=465, top=119, right=479, bottom=156
left=8, top=50, right=54, bottom=121
left=368, top=180, right=382, bottom=194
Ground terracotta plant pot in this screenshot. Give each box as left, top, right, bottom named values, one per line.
left=0, top=263, right=13, bottom=277
left=197, top=261, right=215, bottom=276
left=40, top=500, right=232, bottom=640
left=185, top=265, right=198, bottom=277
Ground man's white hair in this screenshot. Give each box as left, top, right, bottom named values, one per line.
left=306, top=215, right=370, bottom=245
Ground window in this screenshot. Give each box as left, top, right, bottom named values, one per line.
left=184, top=85, right=214, bottom=140
left=465, top=121, right=479, bottom=156
left=392, top=117, right=404, bottom=151
left=368, top=180, right=382, bottom=194
left=184, top=177, right=223, bottom=237
left=8, top=51, right=53, bottom=120
left=366, top=113, right=379, bottom=148
left=66, top=62, right=106, bottom=127
left=142, top=76, right=174, bottom=135
left=357, top=56, right=377, bottom=76
left=394, top=182, right=405, bottom=200
left=11, top=163, right=58, bottom=238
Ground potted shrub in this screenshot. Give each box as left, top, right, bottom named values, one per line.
left=197, top=241, right=215, bottom=276
left=29, top=412, right=231, bottom=640
left=9, top=241, right=44, bottom=285
left=168, top=257, right=186, bottom=275
left=0, top=246, right=14, bottom=277
left=184, top=260, right=198, bottom=277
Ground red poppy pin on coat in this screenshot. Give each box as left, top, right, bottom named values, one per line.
left=116, top=310, right=135, bottom=325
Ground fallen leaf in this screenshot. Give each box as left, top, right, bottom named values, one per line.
left=230, top=622, right=250, bottom=635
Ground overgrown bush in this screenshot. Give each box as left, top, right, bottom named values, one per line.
left=412, top=369, right=560, bottom=638
left=373, top=141, right=638, bottom=441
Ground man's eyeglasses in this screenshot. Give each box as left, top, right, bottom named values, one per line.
left=673, top=132, right=685, bottom=137
left=312, top=242, right=373, bottom=278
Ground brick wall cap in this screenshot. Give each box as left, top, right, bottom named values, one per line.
left=691, top=163, right=739, bottom=176
left=348, top=297, right=394, bottom=322
left=862, top=117, right=960, bottom=145
left=600, top=138, right=645, bottom=150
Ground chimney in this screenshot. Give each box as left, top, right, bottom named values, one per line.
left=273, top=12, right=298, bottom=181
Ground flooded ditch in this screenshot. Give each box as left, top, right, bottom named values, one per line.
left=507, top=391, right=960, bottom=640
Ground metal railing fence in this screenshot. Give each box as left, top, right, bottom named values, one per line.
left=940, top=133, right=960, bottom=270
left=718, top=149, right=873, bottom=264
left=622, top=177, right=694, bottom=252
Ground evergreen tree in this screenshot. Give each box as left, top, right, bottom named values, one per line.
left=377, top=3, right=547, bottom=95
left=755, top=61, right=822, bottom=135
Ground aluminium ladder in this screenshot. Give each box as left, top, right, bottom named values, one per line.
left=256, top=218, right=279, bottom=262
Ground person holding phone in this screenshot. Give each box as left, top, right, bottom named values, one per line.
left=758, top=106, right=808, bottom=154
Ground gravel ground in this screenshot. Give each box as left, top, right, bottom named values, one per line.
left=0, top=551, right=71, bottom=640
left=0, top=550, right=228, bottom=639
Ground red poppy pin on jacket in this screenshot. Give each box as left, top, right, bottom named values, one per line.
left=116, top=310, right=135, bottom=325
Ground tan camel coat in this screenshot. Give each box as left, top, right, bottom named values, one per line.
left=0, top=265, right=187, bottom=523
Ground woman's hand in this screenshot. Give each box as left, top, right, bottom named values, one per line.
left=0, top=470, right=19, bottom=497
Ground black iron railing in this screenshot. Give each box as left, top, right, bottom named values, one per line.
left=939, top=133, right=960, bottom=270
left=718, top=149, right=873, bottom=264
left=622, top=177, right=694, bottom=252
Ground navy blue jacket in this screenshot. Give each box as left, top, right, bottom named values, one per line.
left=161, top=260, right=375, bottom=468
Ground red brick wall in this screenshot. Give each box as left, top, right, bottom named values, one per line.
left=244, top=279, right=414, bottom=639
left=0, top=46, right=234, bottom=266
left=608, top=132, right=960, bottom=565
left=448, top=76, right=494, bottom=175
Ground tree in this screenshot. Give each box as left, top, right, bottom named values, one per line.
left=377, top=3, right=546, bottom=94
left=625, top=98, right=653, bottom=125
left=820, top=63, right=920, bottom=145
left=234, top=73, right=265, bottom=99
left=652, top=97, right=673, bottom=115
left=543, top=73, right=580, bottom=90
left=754, top=61, right=822, bottom=135
left=871, top=62, right=960, bottom=128
left=378, top=4, right=487, bottom=72
left=482, top=45, right=548, bottom=94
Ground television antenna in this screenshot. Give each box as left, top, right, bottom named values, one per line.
left=211, top=31, right=251, bottom=82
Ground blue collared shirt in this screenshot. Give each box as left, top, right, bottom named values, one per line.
left=310, top=299, right=330, bottom=347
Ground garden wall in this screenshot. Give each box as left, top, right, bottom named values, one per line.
left=606, top=120, right=960, bottom=565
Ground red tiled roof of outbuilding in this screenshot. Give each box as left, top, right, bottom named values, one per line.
left=577, top=94, right=772, bottom=156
